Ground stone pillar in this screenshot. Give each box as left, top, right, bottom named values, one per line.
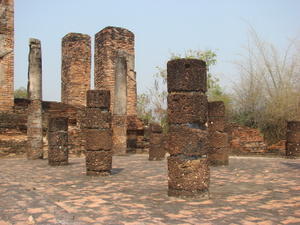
left=286, top=121, right=300, bottom=158
left=48, top=117, right=68, bottom=166
left=149, top=123, right=165, bottom=161
left=167, top=59, right=209, bottom=198
left=27, top=38, right=43, bottom=159
left=0, top=0, right=14, bottom=111
left=208, top=101, right=229, bottom=166
left=61, top=33, right=91, bottom=106
left=94, top=26, right=136, bottom=115
left=81, top=90, right=112, bottom=176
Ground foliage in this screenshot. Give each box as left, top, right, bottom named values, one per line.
left=137, top=49, right=228, bottom=131
left=231, top=29, right=300, bottom=143
left=14, top=86, right=27, bottom=99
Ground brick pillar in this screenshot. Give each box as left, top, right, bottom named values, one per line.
left=167, top=59, right=209, bottom=198
left=208, top=101, right=229, bottom=166
left=48, top=117, right=68, bottom=166
left=81, top=90, right=112, bottom=176
left=286, top=121, right=300, bottom=158
left=61, top=33, right=91, bottom=106
left=27, top=38, right=43, bottom=159
left=94, top=26, right=136, bottom=115
left=149, top=123, right=165, bottom=161
left=0, top=0, right=14, bottom=112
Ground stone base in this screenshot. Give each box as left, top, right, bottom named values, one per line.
left=86, top=150, right=112, bottom=171
left=168, top=155, right=210, bottom=198
left=149, top=144, right=165, bottom=161
left=286, top=143, right=300, bottom=157
left=48, top=161, right=68, bottom=166
left=86, top=170, right=111, bottom=176
left=48, top=146, right=68, bottom=163
left=208, top=147, right=229, bottom=166
left=168, top=188, right=209, bottom=199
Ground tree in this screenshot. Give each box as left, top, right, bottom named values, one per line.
left=231, top=29, right=300, bottom=143
left=137, top=49, right=228, bottom=131
left=14, top=86, right=27, bottom=99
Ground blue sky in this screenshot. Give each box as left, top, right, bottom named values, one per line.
left=14, top=0, right=300, bottom=101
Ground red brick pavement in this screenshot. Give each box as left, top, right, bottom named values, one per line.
left=0, top=155, right=299, bottom=224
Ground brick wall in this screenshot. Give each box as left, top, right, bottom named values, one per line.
left=225, top=123, right=267, bottom=155
left=61, top=33, right=91, bottom=106
left=0, top=0, right=14, bottom=111
left=94, top=26, right=136, bottom=116
left=0, top=99, right=85, bottom=157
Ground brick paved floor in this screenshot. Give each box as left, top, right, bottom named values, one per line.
left=0, top=155, right=299, bottom=225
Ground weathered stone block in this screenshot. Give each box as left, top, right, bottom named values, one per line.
left=286, top=131, right=300, bottom=143
left=286, top=143, right=300, bottom=157
left=149, top=144, right=166, bottom=161
left=167, top=59, right=207, bottom=93
left=168, top=92, right=207, bottom=125
left=86, top=150, right=112, bottom=174
left=85, top=129, right=112, bottom=151
left=208, top=147, right=229, bottom=166
left=86, top=90, right=110, bottom=109
left=209, top=131, right=228, bottom=148
left=168, top=125, right=209, bottom=156
left=208, top=117, right=225, bottom=132
left=112, top=126, right=127, bottom=155
left=48, top=131, right=68, bottom=147
left=80, top=109, right=111, bottom=129
left=150, top=123, right=163, bottom=133
left=208, top=101, right=225, bottom=117
left=48, top=145, right=68, bottom=166
left=48, top=117, right=68, bottom=132
left=150, top=133, right=163, bottom=145
left=168, top=155, right=209, bottom=198
left=287, top=121, right=300, bottom=132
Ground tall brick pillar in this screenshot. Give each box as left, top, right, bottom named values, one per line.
left=94, top=27, right=136, bottom=155
left=286, top=121, right=300, bottom=158
left=27, top=38, right=43, bottom=159
left=81, top=90, right=113, bottom=176
left=208, top=101, right=229, bottom=166
left=167, top=59, right=210, bottom=198
left=48, top=117, right=68, bottom=166
left=0, top=0, right=14, bottom=112
left=61, top=33, right=91, bottom=106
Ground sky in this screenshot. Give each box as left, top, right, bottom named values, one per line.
left=14, top=0, right=300, bottom=101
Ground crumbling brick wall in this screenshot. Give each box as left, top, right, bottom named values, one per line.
left=94, top=26, right=136, bottom=116
left=0, top=99, right=85, bottom=157
left=225, top=123, right=267, bottom=155
left=61, top=33, right=91, bottom=106
left=0, top=0, right=14, bottom=111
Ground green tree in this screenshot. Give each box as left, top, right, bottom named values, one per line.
left=14, top=86, right=27, bottom=99
left=137, top=49, right=230, bottom=130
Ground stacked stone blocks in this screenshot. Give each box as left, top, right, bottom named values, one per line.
left=167, top=59, right=210, bottom=198
left=286, top=121, right=300, bottom=158
left=149, top=123, right=165, bottom=161
left=61, top=33, right=91, bottom=106
left=82, top=90, right=113, bottom=176
left=208, top=101, right=229, bottom=166
left=48, top=117, right=68, bottom=166
left=27, top=38, right=43, bottom=159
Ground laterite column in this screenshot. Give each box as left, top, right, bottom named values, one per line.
left=27, top=39, right=43, bottom=159
left=149, top=123, right=165, bottom=161
left=167, top=59, right=210, bottom=198
left=208, top=101, right=229, bottom=166
left=48, top=117, right=68, bottom=166
left=286, top=121, right=300, bottom=158
left=81, top=90, right=112, bottom=176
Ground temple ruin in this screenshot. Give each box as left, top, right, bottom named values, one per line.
left=0, top=0, right=14, bottom=111
left=286, top=121, right=300, bottom=158
left=61, top=33, right=91, bottom=106
left=167, top=59, right=210, bottom=198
